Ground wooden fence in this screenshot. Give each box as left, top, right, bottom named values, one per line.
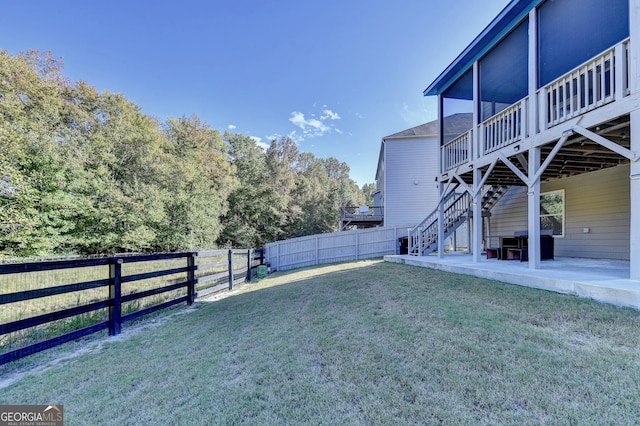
left=265, top=227, right=407, bottom=272
left=0, top=249, right=263, bottom=365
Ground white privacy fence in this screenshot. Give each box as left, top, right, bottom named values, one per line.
left=265, top=227, right=408, bottom=272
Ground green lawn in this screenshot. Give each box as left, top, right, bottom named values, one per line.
left=2, top=260, right=640, bottom=425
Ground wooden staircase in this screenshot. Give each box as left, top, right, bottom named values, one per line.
left=482, top=185, right=509, bottom=211
left=408, top=185, right=510, bottom=256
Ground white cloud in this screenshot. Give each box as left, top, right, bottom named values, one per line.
left=288, top=103, right=346, bottom=141
left=320, top=109, right=340, bottom=120
left=289, top=111, right=330, bottom=137
left=228, top=124, right=236, bottom=130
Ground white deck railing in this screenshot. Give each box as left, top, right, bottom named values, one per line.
left=442, top=129, right=472, bottom=172
left=482, top=98, right=528, bottom=155
left=541, top=39, right=629, bottom=128
left=439, top=40, right=630, bottom=172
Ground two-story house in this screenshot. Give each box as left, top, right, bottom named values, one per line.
left=375, top=114, right=473, bottom=252
left=376, top=114, right=472, bottom=228
left=409, top=0, right=639, bottom=281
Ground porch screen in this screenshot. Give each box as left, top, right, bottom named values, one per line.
left=442, top=68, right=474, bottom=138
left=538, top=0, right=629, bottom=87
left=479, top=19, right=528, bottom=121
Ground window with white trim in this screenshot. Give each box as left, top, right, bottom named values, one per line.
left=540, top=189, right=564, bottom=237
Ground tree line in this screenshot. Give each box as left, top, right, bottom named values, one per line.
left=0, top=50, right=376, bottom=258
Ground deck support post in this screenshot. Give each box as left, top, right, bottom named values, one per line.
left=437, top=94, right=445, bottom=258
left=472, top=168, right=483, bottom=263
left=528, top=147, right=542, bottom=270
left=631, top=111, right=640, bottom=281
left=437, top=180, right=445, bottom=258
left=631, top=0, right=640, bottom=280
left=470, top=59, right=481, bottom=261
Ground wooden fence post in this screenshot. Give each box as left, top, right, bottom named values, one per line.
left=187, top=253, right=196, bottom=305
left=246, top=249, right=252, bottom=282
left=228, top=250, right=234, bottom=290
left=109, top=258, right=123, bottom=336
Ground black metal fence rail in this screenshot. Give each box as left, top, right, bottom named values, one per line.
left=0, top=249, right=264, bottom=365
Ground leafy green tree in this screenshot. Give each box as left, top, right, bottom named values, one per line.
left=219, top=133, right=282, bottom=247
left=161, top=116, right=235, bottom=251
left=361, top=182, right=377, bottom=206
left=63, top=90, right=172, bottom=253
left=316, top=157, right=364, bottom=233
left=289, top=152, right=329, bottom=236
left=286, top=152, right=364, bottom=237
left=0, top=50, right=71, bottom=256
left=265, top=136, right=300, bottom=240
left=1, top=49, right=372, bottom=257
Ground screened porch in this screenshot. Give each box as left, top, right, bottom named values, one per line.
left=442, top=38, right=631, bottom=173
left=438, top=0, right=631, bottom=174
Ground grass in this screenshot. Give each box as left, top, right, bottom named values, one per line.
left=1, top=259, right=640, bottom=425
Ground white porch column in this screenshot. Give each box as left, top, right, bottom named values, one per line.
left=471, top=58, right=482, bottom=261
left=472, top=168, right=483, bottom=262
left=473, top=62, right=480, bottom=160
left=630, top=0, right=640, bottom=280
left=437, top=181, right=445, bottom=258
left=528, top=147, right=541, bottom=269
left=632, top=111, right=640, bottom=280
left=528, top=8, right=539, bottom=136
left=437, top=94, right=445, bottom=259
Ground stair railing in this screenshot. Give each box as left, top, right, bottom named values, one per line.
left=409, top=190, right=471, bottom=256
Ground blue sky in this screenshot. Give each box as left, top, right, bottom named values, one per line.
left=1, top=0, right=509, bottom=185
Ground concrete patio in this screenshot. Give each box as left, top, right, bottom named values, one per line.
left=385, top=254, right=640, bottom=310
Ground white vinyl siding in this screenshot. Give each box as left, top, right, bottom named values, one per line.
left=384, top=137, right=439, bottom=229
left=489, top=186, right=528, bottom=239
left=544, top=165, right=630, bottom=260
left=489, top=165, right=630, bottom=260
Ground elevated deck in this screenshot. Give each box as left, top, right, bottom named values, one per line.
left=340, top=206, right=383, bottom=231
left=441, top=39, right=632, bottom=185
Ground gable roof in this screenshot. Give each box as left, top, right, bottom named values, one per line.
left=423, top=0, right=542, bottom=97
left=383, top=113, right=473, bottom=140
left=376, top=113, right=473, bottom=182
